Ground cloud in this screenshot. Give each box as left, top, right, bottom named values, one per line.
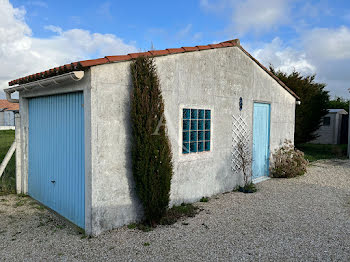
left=251, top=37, right=316, bottom=75
left=0, top=0, right=137, bottom=97
left=303, top=26, right=350, bottom=61
left=44, top=25, right=63, bottom=34
left=250, top=26, right=350, bottom=98
left=303, top=26, right=350, bottom=97
left=232, top=0, right=292, bottom=35
left=200, top=0, right=294, bottom=35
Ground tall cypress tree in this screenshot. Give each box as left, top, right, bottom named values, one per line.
left=130, top=56, right=173, bottom=225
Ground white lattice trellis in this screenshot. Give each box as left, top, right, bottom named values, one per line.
left=231, top=114, right=251, bottom=173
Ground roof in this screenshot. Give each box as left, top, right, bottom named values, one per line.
left=8, top=39, right=299, bottom=99
left=0, top=99, right=19, bottom=111
left=328, top=109, right=348, bottom=114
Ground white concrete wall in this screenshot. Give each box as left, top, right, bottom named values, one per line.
left=0, top=111, right=15, bottom=126
left=90, top=46, right=296, bottom=235
left=0, top=112, right=4, bottom=126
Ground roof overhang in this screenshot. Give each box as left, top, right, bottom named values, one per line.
left=4, top=71, right=84, bottom=103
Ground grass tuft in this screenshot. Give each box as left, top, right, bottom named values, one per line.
left=0, top=130, right=16, bottom=195
left=159, top=203, right=198, bottom=225
left=127, top=223, right=137, bottom=229
left=238, top=182, right=257, bottom=193
left=200, top=197, right=209, bottom=202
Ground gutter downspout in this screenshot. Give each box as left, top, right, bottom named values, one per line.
left=4, top=71, right=85, bottom=103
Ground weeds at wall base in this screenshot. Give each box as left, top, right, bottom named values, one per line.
left=127, top=203, right=199, bottom=231
left=238, top=182, right=257, bottom=193
left=200, top=197, right=209, bottom=202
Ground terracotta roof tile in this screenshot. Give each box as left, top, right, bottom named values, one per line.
left=166, top=48, right=185, bottom=54
left=149, top=50, right=169, bottom=56
left=79, top=58, right=109, bottom=67
left=128, top=52, right=153, bottom=59
left=196, top=45, right=211, bottom=50
left=182, top=46, right=199, bottom=52
left=220, top=42, right=234, bottom=47
left=0, top=99, right=19, bottom=111
left=106, top=55, right=132, bottom=62
left=208, top=43, right=224, bottom=48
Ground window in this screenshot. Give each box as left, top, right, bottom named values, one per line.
left=182, top=108, right=211, bottom=154
left=323, top=117, right=330, bottom=126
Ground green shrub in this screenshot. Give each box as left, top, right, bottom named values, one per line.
left=270, top=140, right=308, bottom=178
left=130, top=56, right=173, bottom=226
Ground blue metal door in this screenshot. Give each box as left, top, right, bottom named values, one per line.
left=252, top=103, right=271, bottom=179
left=28, top=92, right=85, bottom=228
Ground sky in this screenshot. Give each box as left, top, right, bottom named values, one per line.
left=1, top=0, right=350, bottom=98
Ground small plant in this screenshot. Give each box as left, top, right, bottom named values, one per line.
left=127, top=222, right=153, bottom=232
left=159, top=203, right=198, bottom=225
left=233, top=135, right=256, bottom=194
left=232, top=185, right=240, bottom=192
left=0, top=170, right=16, bottom=195
left=237, top=182, right=257, bottom=193
left=34, top=205, right=45, bottom=211
left=143, top=242, right=150, bottom=246
left=236, top=137, right=252, bottom=187
left=270, top=140, right=308, bottom=178
left=127, top=223, right=137, bottom=229
left=137, top=224, right=153, bottom=232
left=200, top=197, right=209, bottom=202
left=17, top=193, right=27, bottom=198
left=129, top=203, right=199, bottom=231
left=14, top=199, right=27, bottom=208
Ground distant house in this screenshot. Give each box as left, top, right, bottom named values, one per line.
left=0, top=99, right=19, bottom=126
left=312, top=109, right=348, bottom=145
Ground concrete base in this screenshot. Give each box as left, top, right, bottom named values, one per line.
left=252, top=176, right=270, bottom=184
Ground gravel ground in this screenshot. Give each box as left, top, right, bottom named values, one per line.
left=1, top=159, right=349, bottom=261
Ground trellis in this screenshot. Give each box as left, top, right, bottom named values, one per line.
left=231, top=114, right=252, bottom=174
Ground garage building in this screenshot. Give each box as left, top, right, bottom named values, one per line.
left=5, top=39, right=298, bottom=235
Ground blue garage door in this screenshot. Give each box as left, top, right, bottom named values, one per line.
left=252, top=103, right=271, bottom=179
left=28, top=92, right=85, bottom=228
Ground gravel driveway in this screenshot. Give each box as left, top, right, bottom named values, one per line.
left=1, top=159, right=349, bottom=261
